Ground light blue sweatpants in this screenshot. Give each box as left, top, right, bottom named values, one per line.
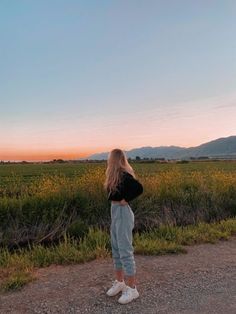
left=110, top=203, right=136, bottom=276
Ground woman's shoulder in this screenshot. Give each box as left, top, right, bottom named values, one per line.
left=121, top=170, right=134, bottom=178
left=121, top=171, right=137, bottom=184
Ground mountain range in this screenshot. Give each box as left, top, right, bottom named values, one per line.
left=85, top=136, right=236, bottom=160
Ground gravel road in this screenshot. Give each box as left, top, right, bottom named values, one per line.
left=0, top=236, right=235, bottom=314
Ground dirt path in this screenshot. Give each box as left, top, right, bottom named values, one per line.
left=0, top=237, right=236, bottom=314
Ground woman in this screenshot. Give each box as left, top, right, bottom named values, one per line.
left=104, top=148, right=143, bottom=304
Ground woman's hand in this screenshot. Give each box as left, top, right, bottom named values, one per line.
left=120, top=199, right=129, bottom=205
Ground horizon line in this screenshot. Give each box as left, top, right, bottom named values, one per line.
left=1, top=135, right=235, bottom=162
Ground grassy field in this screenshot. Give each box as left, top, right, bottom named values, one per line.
left=1, top=160, right=236, bottom=184
left=0, top=160, right=236, bottom=247
left=0, top=160, right=236, bottom=291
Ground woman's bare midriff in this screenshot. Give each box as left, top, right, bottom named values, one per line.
left=111, top=200, right=129, bottom=205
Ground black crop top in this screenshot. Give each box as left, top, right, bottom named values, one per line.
left=107, top=171, right=143, bottom=202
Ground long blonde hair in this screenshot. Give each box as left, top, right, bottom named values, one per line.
left=104, top=148, right=136, bottom=193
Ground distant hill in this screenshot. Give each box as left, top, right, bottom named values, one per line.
left=84, top=136, right=236, bottom=160
left=183, top=136, right=236, bottom=158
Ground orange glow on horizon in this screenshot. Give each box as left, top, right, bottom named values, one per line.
left=0, top=140, right=199, bottom=161
left=0, top=149, right=97, bottom=161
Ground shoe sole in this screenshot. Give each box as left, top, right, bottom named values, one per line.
left=106, top=291, right=120, bottom=297
left=118, top=293, right=139, bottom=304
left=106, top=287, right=126, bottom=297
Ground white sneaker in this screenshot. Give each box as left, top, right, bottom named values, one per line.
left=118, top=285, right=139, bottom=304
left=106, top=280, right=126, bottom=297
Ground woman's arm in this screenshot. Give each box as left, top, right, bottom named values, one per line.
left=122, top=173, right=143, bottom=202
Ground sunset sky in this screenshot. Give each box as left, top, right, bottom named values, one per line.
left=0, top=1, right=236, bottom=161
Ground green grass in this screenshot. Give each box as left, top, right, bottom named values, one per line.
left=1, top=271, right=35, bottom=292
left=0, top=218, right=235, bottom=292
left=1, top=161, right=236, bottom=248
left=133, top=237, right=186, bottom=255
left=1, top=160, right=236, bottom=185
left=136, top=218, right=236, bottom=248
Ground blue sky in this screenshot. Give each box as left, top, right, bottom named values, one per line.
left=0, top=1, right=236, bottom=160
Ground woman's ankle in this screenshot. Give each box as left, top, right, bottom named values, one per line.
left=127, top=284, right=136, bottom=289
left=115, top=269, right=124, bottom=282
